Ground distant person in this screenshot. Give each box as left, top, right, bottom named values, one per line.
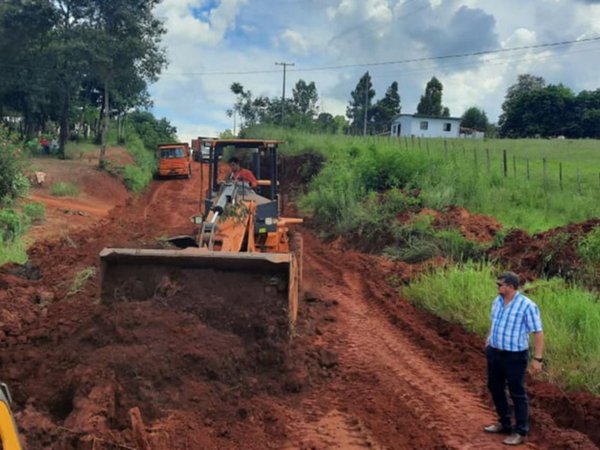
left=40, top=136, right=49, bottom=155
left=227, top=156, right=257, bottom=188
left=484, top=272, right=544, bottom=446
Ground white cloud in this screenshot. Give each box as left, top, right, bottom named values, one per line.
left=281, top=30, right=310, bottom=56
left=149, top=0, right=600, bottom=137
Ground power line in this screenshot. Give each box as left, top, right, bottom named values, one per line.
left=155, top=36, right=600, bottom=77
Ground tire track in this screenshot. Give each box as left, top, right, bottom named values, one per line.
left=293, top=243, right=516, bottom=450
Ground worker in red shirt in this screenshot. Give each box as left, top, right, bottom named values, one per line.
left=228, top=156, right=257, bottom=188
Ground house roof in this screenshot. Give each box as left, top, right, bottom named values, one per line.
left=392, top=113, right=461, bottom=121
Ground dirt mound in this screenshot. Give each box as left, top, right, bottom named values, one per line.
left=490, top=218, right=600, bottom=281
left=429, top=205, right=503, bottom=243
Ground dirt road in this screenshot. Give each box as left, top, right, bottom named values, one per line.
left=1, top=159, right=598, bottom=449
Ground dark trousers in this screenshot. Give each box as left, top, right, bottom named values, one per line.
left=486, top=346, right=529, bottom=436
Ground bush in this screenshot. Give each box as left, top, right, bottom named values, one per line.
left=0, top=128, right=27, bottom=205
left=50, top=182, right=80, bottom=197
left=578, top=226, right=600, bottom=265
left=0, top=208, right=26, bottom=243
left=123, top=164, right=152, bottom=193
left=22, top=202, right=46, bottom=223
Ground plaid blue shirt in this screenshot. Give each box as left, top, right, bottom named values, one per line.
left=487, top=292, right=543, bottom=351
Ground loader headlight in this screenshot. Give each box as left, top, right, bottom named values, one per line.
left=192, top=215, right=203, bottom=224
left=265, top=217, right=274, bottom=225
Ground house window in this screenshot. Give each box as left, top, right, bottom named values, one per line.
left=443, top=123, right=452, bottom=132
left=420, top=121, right=428, bottom=130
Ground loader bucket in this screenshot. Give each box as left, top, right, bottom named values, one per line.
left=99, top=248, right=299, bottom=338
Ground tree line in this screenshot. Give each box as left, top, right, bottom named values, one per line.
left=0, top=0, right=168, bottom=160
left=230, top=73, right=462, bottom=136
left=499, top=74, right=600, bottom=138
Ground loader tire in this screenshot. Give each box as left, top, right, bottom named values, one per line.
left=290, top=232, right=303, bottom=291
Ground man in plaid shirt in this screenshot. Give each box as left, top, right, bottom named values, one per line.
left=483, top=272, right=544, bottom=446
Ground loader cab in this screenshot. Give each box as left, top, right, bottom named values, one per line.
left=203, top=139, right=281, bottom=236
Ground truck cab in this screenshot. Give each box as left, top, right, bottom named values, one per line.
left=157, top=143, right=192, bottom=178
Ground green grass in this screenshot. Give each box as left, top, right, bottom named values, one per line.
left=246, top=126, right=600, bottom=233
left=67, top=266, right=97, bottom=296
left=0, top=238, right=27, bottom=266
left=22, top=202, right=46, bottom=223
left=64, top=141, right=98, bottom=159
left=403, top=262, right=600, bottom=393
left=50, top=182, right=80, bottom=197
left=121, top=132, right=156, bottom=193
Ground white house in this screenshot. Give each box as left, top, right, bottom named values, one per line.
left=390, top=114, right=461, bottom=138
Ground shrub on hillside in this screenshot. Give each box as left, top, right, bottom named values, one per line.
left=50, top=182, right=80, bottom=197
left=0, top=128, right=28, bottom=205
left=123, top=165, right=152, bottom=193
left=22, top=202, right=46, bottom=223
left=578, top=226, right=600, bottom=265
left=0, top=208, right=26, bottom=243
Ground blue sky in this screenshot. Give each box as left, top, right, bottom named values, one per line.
left=150, top=0, right=600, bottom=142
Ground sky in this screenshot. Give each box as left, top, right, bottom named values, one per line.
left=149, top=0, right=600, bottom=142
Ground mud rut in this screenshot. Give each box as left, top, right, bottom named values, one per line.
left=1, top=161, right=598, bottom=449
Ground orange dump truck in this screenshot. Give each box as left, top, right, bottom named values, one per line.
left=157, top=143, right=192, bottom=178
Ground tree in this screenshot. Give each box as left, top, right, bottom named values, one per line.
left=501, top=84, right=577, bottom=138
left=372, top=81, right=401, bottom=134
left=461, top=107, right=489, bottom=131
left=416, top=77, right=446, bottom=116
left=0, top=0, right=57, bottom=138
left=229, top=83, right=269, bottom=128
left=292, top=80, right=318, bottom=117
left=127, top=111, right=176, bottom=150
left=499, top=74, right=545, bottom=136
left=86, top=0, right=167, bottom=166
left=346, top=72, right=375, bottom=135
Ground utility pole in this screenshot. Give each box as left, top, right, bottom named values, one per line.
left=363, top=75, right=369, bottom=136
left=275, top=61, right=295, bottom=125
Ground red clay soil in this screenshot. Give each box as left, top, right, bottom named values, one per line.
left=0, top=158, right=599, bottom=449
left=490, top=219, right=600, bottom=282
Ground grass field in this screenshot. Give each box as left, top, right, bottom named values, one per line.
left=248, top=126, right=600, bottom=232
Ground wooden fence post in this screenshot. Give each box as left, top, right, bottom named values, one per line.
left=486, top=148, right=491, bottom=175
left=543, top=158, right=547, bottom=186
left=559, top=162, right=563, bottom=191
left=503, top=149, right=508, bottom=177
left=578, top=168, right=582, bottom=194
left=513, top=155, right=517, bottom=178
left=473, top=147, right=478, bottom=167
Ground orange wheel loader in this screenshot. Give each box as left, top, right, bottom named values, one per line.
left=0, top=383, right=22, bottom=449
left=100, top=140, right=302, bottom=335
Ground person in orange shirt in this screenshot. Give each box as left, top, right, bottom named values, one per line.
left=228, top=157, right=257, bottom=188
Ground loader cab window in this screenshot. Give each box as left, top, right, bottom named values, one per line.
left=160, top=147, right=185, bottom=159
